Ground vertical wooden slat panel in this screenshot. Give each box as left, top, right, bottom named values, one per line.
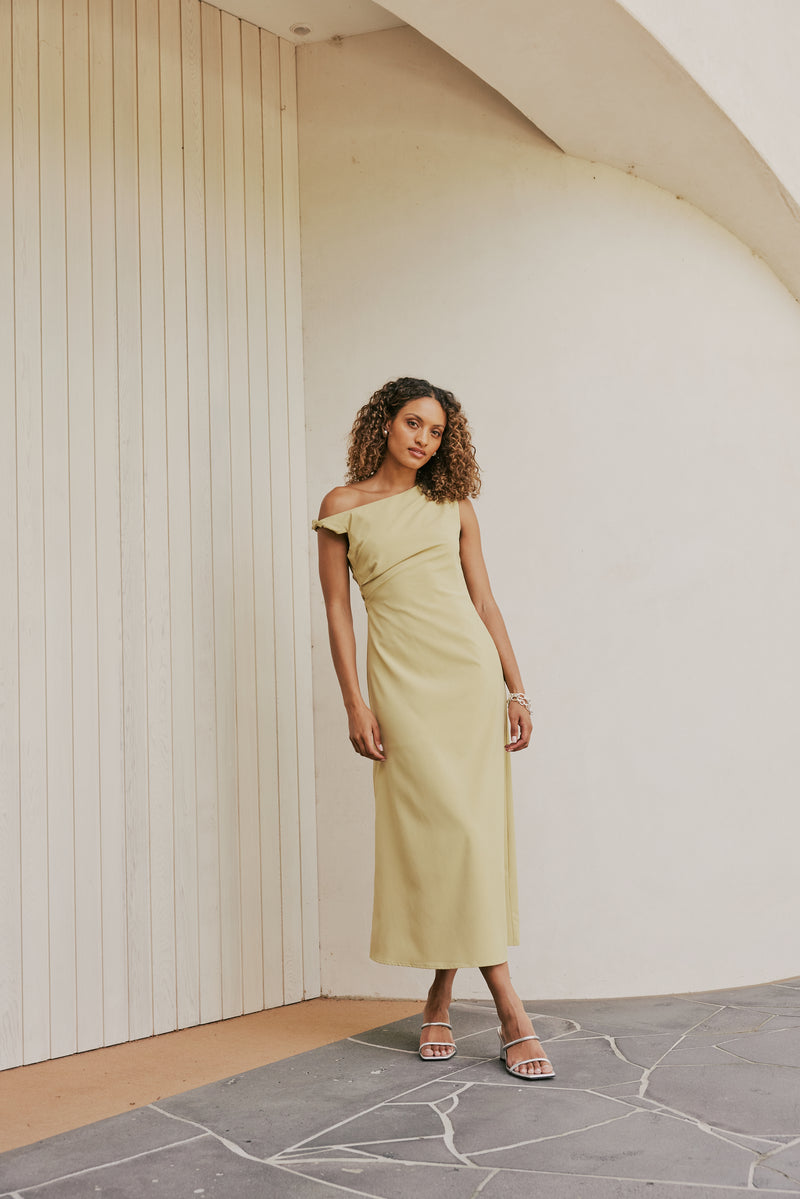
left=137, top=0, right=176, bottom=1036
left=182, top=0, right=222, bottom=1026
left=4, top=0, right=320, bottom=1067
left=90, top=0, right=129, bottom=1048
left=202, top=2, right=242, bottom=1018
left=113, top=0, right=153, bottom=1042
left=161, top=0, right=200, bottom=1032
left=65, top=0, right=103, bottom=1054
left=249, top=28, right=283, bottom=1012
left=14, top=0, right=51, bottom=1066
left=223, top=11, right=263, bottom=1015
left=279, top=38, right=320, bottom=999
left=40, top=0, right=78, bottom=1061
left=0, top=0, right=23, bottom=1072
left=261, top=28, right=301, bottom=1005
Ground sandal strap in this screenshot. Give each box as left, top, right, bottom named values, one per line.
left=509, top=1057, right=551, bottom=1066
left=421, top=1022, right=452, bottom=1030
left=502, top=1033, right=543, bottom=1051
left=420, top=1041, right=455, bottom=1048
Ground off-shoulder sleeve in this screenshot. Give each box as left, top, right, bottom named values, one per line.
left=312, top=511, right=351, bottom=536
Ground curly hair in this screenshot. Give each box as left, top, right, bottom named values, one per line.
left=345, top=377, right=481, bottom=503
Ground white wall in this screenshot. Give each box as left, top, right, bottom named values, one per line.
left=299, top=27, right=800, bottom=1002
left=0, top=0, right=317, bottom=1069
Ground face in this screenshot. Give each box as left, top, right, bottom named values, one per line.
left=386, top=397, right=446, bottom=468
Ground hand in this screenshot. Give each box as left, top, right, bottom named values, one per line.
left=347, top=703, right=386, bottom=761
left=505, top=700, right=532, bottom=752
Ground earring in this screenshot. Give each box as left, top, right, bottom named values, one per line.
left=383, top=427, right=389, bottom=436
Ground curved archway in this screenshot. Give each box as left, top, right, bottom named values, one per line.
left=384, top=0, right=800, bottom=298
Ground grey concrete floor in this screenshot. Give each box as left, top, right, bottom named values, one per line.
left=2, top=979, right=800, bottom=1197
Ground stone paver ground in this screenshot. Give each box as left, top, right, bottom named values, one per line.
left=2, top=978, right=800, bottom=1197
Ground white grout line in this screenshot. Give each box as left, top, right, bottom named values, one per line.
left=638, top=1007, right=726, bottom=1095
left=149, top=1105, right=270, bottom=1165
left=6, top=1134, right=207, bottom=1193
left=468, top=1108, right=639, bottom=1156
left=267, top=1159, right=387, bottom=1199
left=469, top=1170, right=499, bottom=1197
left=431, top=1091, right=472, bottom=1167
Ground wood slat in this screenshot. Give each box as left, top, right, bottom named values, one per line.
left=39, top=0, right=78, bottom=1061
left=279, top=38, right=320, bottom=1000
left=263, top=30, right=302, bottom=1006
left=161, top=0, right=200, bottom=1033
left=223, top=10, right=263, bottom=1016
left=182, top=0, right=223, bottom=1027
left=249, top=28, right=283, bottom=1012
left=89, top=0, right=129, bottom=1049
left=0, top=0, right=23, bottom=1072
left=65, top=0, right=104, bottom=1056
left=113, top=0, right=153, bottom=1043
left=14, top=0, right=51, bottom=1066
left=137, top=0, right=177, bottom=1037
left=201, top=2, right=243, bottom=1020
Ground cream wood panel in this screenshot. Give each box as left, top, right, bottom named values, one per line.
left=249, top=30, right=283, bottom=1013
left=225, top=13, right=264, bottom=1017
left=113, top=0, right=154, bottom=1045
left=161, top=0, right=201, bottom=1035
left=64, top=0, right=104, bottom=1054
left=137, top=0, right=178, bottom=1038
left=0, top=0, right=318, bottom=1070
left=89, top=0, right=130, bottom=1051
left=181, top=0, right=223, bottom=1029
left=201, top=3, right=243, bottom=1021
left=39, top=0, right=78, bottom=1062
left=262, top=32, right=300, bottom=1006
left=0, top=0, right=23, bottom=1071
left=13, top=0, right=50, bottom=1067
left=279, top=41, right=321, bottom=1000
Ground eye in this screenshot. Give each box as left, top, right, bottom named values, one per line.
left=432, top=429, right=442, bottom=438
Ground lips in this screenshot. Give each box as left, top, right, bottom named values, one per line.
left=408, top=448, right=425, bottom=459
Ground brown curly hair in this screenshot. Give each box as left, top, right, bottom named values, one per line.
left=345, top=377, right=481, bottom=503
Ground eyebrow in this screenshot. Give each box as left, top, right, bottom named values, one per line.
left=405, top=411, right=445, bottom=429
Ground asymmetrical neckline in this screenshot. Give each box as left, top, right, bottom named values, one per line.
left=326, top=484, right=422, bottom=520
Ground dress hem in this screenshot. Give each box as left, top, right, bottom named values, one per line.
left=370, top=943, right=520, bottom=971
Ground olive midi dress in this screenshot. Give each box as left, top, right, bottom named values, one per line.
left=313, top=484, right=519, bottom=969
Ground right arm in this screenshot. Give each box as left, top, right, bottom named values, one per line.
left=316, top=496, right=386, bottom=761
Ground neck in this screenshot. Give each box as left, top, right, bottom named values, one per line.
left=371, top=458, right=418, bottom=491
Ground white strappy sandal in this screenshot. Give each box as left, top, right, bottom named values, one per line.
left=419, top=1021, right=457, bottom=1061
left=497, top=1027, right=555, bottom=1079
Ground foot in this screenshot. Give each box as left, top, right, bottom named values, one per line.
left=499, top=1008, right=552, bottom=1077
left=419, top=1001, right=455, bottom=1059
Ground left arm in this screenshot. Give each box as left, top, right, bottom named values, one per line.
left=458, top=499, right=532, bottom=752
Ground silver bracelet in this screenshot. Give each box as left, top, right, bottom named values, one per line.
left=507, top=692, right=532, bottom=715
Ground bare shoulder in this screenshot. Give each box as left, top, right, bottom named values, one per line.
left=318, top=485, right=365, bottom=519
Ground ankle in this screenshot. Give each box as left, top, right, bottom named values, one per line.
left=425, top=995, right=452, bottom=1012
left=497, top=1002, right=533, bottom=1034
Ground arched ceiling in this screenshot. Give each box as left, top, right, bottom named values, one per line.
left=378, top=0, right=800, bottom=300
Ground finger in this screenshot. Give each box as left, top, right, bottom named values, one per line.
left=370, top=732, right=386, bottom=761
left=371, top=721, right=386, bottom=761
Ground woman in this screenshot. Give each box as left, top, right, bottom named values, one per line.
left=313, top=377, right=554, bottom=1080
